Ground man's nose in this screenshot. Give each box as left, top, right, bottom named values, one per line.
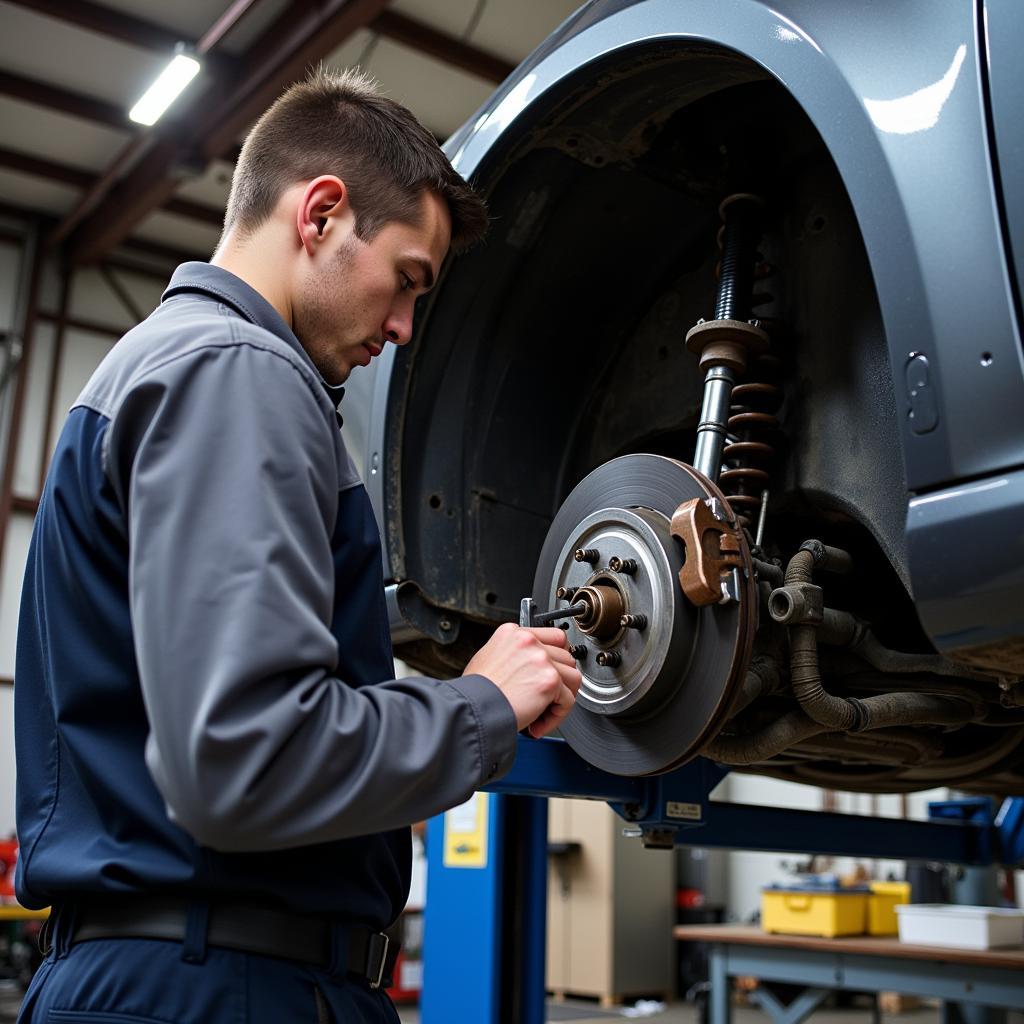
left=382, top=310, right=413, bottom=346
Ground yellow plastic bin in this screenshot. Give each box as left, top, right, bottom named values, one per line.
left=868, top=881, right=911, bottom=935
left=762, top=885, right=868, bottom=937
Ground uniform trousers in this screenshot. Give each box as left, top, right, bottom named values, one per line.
left=17, top=914, right=401, bottom=1024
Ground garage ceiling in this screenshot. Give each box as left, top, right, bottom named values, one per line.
left=0, top=0, right=583, bottom=267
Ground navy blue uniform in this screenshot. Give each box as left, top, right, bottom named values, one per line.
left=14, top=264, right=517, bottom=1020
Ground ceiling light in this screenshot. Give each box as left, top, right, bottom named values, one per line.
left=129, top=52, right=201, bottom=126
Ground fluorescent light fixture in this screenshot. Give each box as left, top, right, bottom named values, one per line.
left=129, top=52, right=201, bottom=126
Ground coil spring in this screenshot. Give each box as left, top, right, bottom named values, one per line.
left=719, top=247, right=782, bottom=531
left=720, top=378, right=782, bottom=529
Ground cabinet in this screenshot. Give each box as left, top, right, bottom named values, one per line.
left=546, top=798, right=674, bottom=1002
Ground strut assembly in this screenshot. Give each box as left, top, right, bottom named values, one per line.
left=672, top=193, right=779, bottom=607
left=520, top=192, right=775, bottom=775
left=521, top=189, right=1005, bottom=780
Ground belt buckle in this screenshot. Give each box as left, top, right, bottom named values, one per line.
left=367, top=931, right=390, bottom=990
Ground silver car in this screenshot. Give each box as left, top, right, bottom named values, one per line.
left=362, top=0, right=1024, bottom=793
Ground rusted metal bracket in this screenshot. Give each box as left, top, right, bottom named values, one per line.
left=670, top=498, right=744, bottom=606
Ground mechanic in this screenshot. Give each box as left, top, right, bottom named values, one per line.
left=14, top=68, right=581, bottom=1023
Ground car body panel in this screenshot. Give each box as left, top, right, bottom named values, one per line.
left=363, top=0, right=1024, bottom=662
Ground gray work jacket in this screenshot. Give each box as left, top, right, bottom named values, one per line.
left=14, top=262, right=517, bottom=924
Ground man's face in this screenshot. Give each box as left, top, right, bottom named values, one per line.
left=294, top=189, right=451, bottom=385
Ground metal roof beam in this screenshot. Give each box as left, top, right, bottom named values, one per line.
left=119, top=236, right=209, bottom=266
left=63, top=0, right=392, bottom=264
left=10, top=0, right=513, bottom=88
left=0, top=69, right=129, bottom=131
left=0, top=146, right=93, bottom=189
left=163, top=198, right=225, bottom=229
left=4, top=0, right=239, bottom=76
left=6, top=0, right=183, bottom=53
left=0, top=147, right=224, bottom=229
left=372, top=11, right=515, bottom=85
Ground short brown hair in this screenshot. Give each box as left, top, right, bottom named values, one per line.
left=224, top=67, right=488, bottom=251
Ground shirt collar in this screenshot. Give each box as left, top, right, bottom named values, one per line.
left=162, top=262, right=347, bottom=410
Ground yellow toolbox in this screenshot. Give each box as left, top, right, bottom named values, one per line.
left=867, top=881, right=911, bottom=935
left=762, top=884, right=869, bottom=938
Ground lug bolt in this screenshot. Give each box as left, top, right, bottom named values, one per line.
left=556, top=586, right=578, bottom=600
left=574, top=548, right=600, bottom=564
left=620, top=614, right=647, bottom=630
left=596, top=650, right=621, bottom=668
left=609, top=557, right=637, bottom=575
left=569, top=643, right=587, bottom=660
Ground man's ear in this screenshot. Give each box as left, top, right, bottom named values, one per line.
left=297, top=176, right=348, bottom=256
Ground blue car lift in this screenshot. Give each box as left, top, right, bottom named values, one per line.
left=420, top=736, right=1024, bottom=1024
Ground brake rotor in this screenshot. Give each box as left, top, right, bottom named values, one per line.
left=532, top=454, right=756, bottom=776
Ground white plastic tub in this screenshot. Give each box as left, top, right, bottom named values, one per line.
left=896, top=904, right=1024, bottom=949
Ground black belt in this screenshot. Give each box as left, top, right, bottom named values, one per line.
left=49, top=897, right=397, bottom=989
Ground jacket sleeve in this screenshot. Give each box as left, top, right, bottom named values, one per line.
left=104, top=338, right=517, bottom=852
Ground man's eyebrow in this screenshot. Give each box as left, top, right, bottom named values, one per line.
left=411, top=257, right=435, bottom=290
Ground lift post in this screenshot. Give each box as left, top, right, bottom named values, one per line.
left=420, top=737, right=1023, bottom=1024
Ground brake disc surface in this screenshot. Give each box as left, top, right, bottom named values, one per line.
left=532, top=454, right=754, bottom=776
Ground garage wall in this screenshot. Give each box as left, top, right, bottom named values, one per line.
left=0, top=219, right=35, bottom=840
left=0, top=212, right=171, bottom=839
left=717, top=772, right=949, bottom=922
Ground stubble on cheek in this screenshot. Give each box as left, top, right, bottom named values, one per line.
left=293, top=244, right=360, bottom=385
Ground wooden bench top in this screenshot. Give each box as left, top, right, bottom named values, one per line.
left=0, top=904, right=49, bottom=921
left=672, top=923, right=1024, bottom=970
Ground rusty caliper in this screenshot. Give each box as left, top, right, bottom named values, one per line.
left=670, top=495, right=745, bottom=607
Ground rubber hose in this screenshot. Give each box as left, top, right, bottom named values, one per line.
left=785, top=547, right=980, bottom=732
left=703, top=709, right=827, bottom=764
left=792, top=727, right=945, bottom=766
left=728, top=656, right=782, bottom=717
left=790, top=622, right=860, bottom=729
left=784, top=547, right=861, bottom=728
left=851, top=630, right=994, bottom=682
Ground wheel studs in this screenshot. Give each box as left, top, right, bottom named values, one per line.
left=620, top=614, right=647, bottom=630
left=596, top=650, right=621, bottom=668
left=609, top=556, right=637, bottom=575
left=574, top=548, right=600, bottom=564
left=556, top=586, right=578, bottom=600
left=569, top=643, right=587, bottom=660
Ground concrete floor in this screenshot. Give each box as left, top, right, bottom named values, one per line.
left=395, top=1003, right=947, bottom=1024
left=4, top=983, right=1019, bottom=1023
left=0, top=984, right=941, bottom=1024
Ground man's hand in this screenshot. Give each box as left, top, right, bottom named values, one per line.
left=464, top=623, right=583, bottom=739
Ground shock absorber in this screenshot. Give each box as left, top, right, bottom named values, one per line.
left=686, top=194, right=770, bottom=484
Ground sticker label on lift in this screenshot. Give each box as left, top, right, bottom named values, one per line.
left=665, top=801, right=702, bottom=821
left=443, top=792, right=489, bottom=868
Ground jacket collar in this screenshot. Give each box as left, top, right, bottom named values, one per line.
left=162, top=262, right=347, bottom=409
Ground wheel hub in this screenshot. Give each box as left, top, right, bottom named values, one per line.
left=532, top=454, right=756, bottom=776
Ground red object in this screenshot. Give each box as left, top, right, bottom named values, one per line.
left=0, top=838, right=18, bottom=901
left=676, top=887, right=706, bottom=909
left=387, top=949, right=422, bottom=1004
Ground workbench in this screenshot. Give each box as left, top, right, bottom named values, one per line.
left=0, top=906, right=48, bottom=921
left=673, top=924, right=1024, bottom=1024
